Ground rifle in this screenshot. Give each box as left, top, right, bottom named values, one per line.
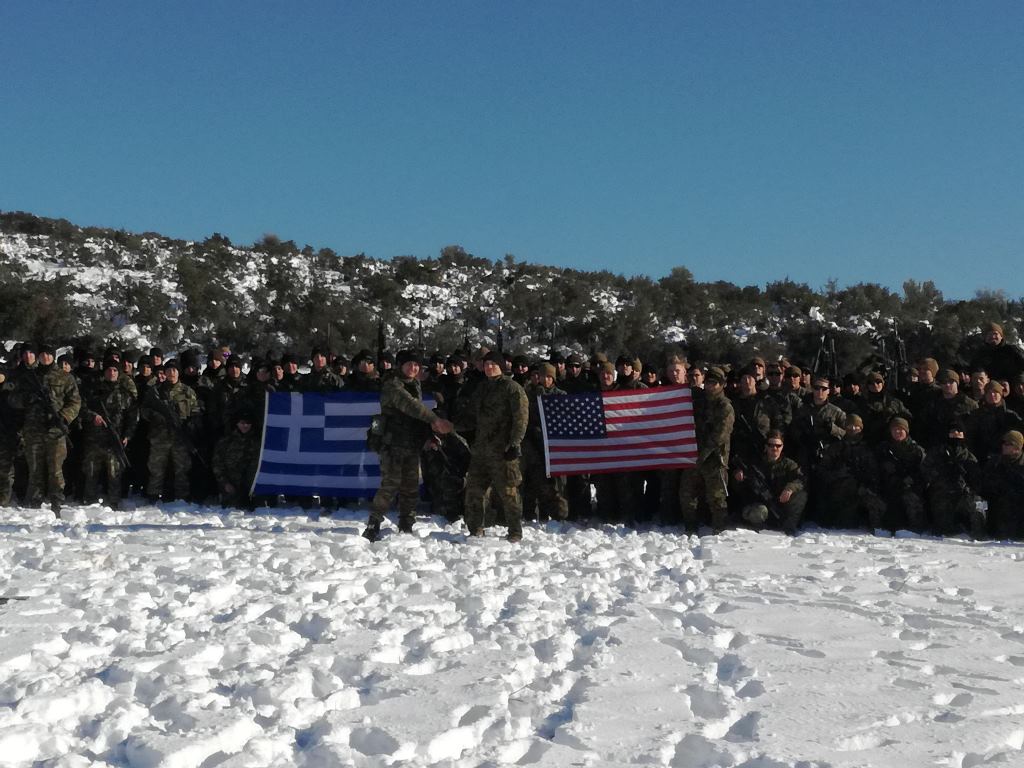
left=732, top=454, right=781, bottom=522
left=95, top=397, right=131, bottom=471
left=891, top=320, right=908, bottom=394
left=24, top=368, right=72, bottom=443
left=377, top=319, right=387, bottom=360
left=151, top=388, right=209, bottom=470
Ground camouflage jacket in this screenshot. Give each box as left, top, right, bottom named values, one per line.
left=304, top=366, right=345, bottom=393
left=379, top=375, right=438, bottom=452
left=142, top=381, right=200, bottom=442
left=695, top=388, right=735, bottom=467
left=80, top=378, right=139, bottom=446
left=11, top=363, right=82, bottom=437
left=212, top=426, right=261, bottom=489
left=458, top=374, right=529, bottom=456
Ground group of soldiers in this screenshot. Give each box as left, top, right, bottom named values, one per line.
left=1, top=320, right=1023, bottom=542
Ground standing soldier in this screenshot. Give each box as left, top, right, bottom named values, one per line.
left=679, top=367, right=734, bottom=533
left=142, top=360, right=200, bottom=502
left=0, top=365, right=20, bottom=506
left=362, top=350, right=453, bottom=541
left=79, top=358, right=138, bottom=509
left=522, top=363, right=568, bottom=522
left=211, top=355, right=250, bottom=433
left=212, top=410, right=262, bottom=510
left=305, top=348, right=344, bottom=392
left=11, top=344, right=81, bottom=517
left=347, top=349, right=382, bottom=392
left=458, top=350, right=529, bottom=542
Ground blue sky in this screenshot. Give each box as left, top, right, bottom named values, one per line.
left=2, top=2, right=1021, bottom=299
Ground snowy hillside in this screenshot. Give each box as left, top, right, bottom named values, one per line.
left=1, top=210, right=1020, bottom=368
left=2, top=503, right=1023, bottom=767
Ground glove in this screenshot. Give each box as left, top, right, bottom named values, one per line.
left=503, top=444, right=522, bottom=460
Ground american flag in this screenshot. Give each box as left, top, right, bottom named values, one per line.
left=538, top=385, right=697, bottom=476
left=251, top=391, right=435, bottom=497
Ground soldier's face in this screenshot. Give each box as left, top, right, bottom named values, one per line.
left=165, top=368, right=178, bottom=384
left=542, top=375, right=555, bottom=388
left=39, top=352, right=55, bottom=366
left=237, top=420, right=253, bottom=434
left=986, top=389, right=1003, bottom=406
left=103, top=367, right=118, bottom=382
left=567, top=363, right=582, bottom=378
left=890, top=424, right=908, bottom=442
left=21, top=351, right=36, bottom=366
left=812, top=383, right=830, bottom=405
left=483, top=360, right=503, bottom=379
left=273, top=365, right=284, bottom=380
left=1001, top=441, right=1022, bottom=459
left=942, top=379, right=959, bottom=397
left=917, top=366, right=935, bottom=384
left=401, top=361, right=420, bottom=379
left=358, top=360, right=374, bottom=374
left=739, top=375, right=757, bottom=396
left=986, top=329, right=1003, bottom=346
left=313, top=354, right=327, bottom=369
left=689, top=369, right=704, bottom=386
left=228, top=364, right=243, bottom=378
left=599, top=370, right=615, bottom=388
left=448, top=363, right=464, bottom=377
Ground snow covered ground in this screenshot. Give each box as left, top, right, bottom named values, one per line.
left=2, top=503, right=1023, bottom=768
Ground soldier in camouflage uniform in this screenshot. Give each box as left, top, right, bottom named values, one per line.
left=362, top=350, right=453, bottom=541
left=212, top=410, right=262, bottom=510
left=876, top=416, right=927, bottom=533
left=816, top=414, right=884, bottom=529
left=79, top=358, right=138, bottom=508
left=732, top=430, right=807, bottom=534
left=978, top=430, right=1024, bottom=539
left=458, top=350, right=529, bottom=542
left=304, top=348, right=345, bottom=392
left=10, top=344, right=81, bottom=516
left=142, top=360, right=200, bottom=501
left=521, top=363, right=568, bottom=522
left=921, top=419, right=984, bottom=537
left=0, top=365, right=20, bottom=506
left=679, top=367, right=734, bottom=532
left=210, top=355, right=250, bottom=433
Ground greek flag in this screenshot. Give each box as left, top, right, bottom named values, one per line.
left=251, top=391, right=435, bottom=498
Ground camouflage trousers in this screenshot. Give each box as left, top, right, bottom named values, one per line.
left=520, top=443, right=567, bottom=522
left=0, top=438, right=17, bottom=506
left=928, top=486, right=984, bottom=538
left=821, top=474, right=885, bottom=530
left=23, top=430, right=68, bottom=507
left=147, top=438, right=192, bottom=500
left=465, top=453, right=523, bottom=537
left=678, top=460, right=729, bottom=530
left=81, top=441, right=126, bottom=506
left=369, top=447, right=421, bottom=526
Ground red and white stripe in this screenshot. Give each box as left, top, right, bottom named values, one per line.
left=541, top=385, right=697, bottom=476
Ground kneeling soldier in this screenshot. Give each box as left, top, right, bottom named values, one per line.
left=732, top=430, right=807, bottom=534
